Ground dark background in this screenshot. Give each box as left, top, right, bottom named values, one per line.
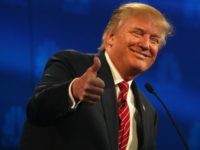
left=0, top=0, right=199, bottom=149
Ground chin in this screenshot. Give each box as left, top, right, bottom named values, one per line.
left=132, top=64, right=148, bottom=71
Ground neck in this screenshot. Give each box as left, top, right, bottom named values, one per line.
left=112, top=57, right=140, bottom=81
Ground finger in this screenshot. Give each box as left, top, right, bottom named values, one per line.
left=78, top=86, right=102, bottom=101
left=88, top=56, right=101, bottom=74
left=95, top=77, right=105, bottom=88
left=85, top=86, right=104, bottom=96
left=89, top=77, right=105, bottom=88
left=84, top=94, right=101, bottom=102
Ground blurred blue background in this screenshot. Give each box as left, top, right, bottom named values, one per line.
left=0, top=0, right=199, bottom=149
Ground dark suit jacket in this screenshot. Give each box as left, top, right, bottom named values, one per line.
left=20, top=50, right=157, bottom=150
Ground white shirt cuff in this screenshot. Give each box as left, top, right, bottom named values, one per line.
left=68, top=78, right=81, bottom=109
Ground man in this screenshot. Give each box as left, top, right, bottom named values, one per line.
left=20, top=2, right=172, bottom=150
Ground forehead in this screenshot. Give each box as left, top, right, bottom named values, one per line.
left=118, top=14, right=164, bottom=35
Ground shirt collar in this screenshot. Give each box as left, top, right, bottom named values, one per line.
left=104, top=51, right=132, bottom=86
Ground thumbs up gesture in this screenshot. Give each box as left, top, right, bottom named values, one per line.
left=71, top=56, right=105, bottom=104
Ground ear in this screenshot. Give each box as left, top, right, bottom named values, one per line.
left=106, top=32, right=114, bottom=46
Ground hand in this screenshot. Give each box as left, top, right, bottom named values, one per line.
left=71, top=56, right=105, bottom=104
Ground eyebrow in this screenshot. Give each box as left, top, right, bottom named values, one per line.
left=133, top=27, right=161, bottom=38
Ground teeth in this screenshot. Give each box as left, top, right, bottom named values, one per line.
left=134, top=51, right=148, bottom=57
left=130, top=48, right=150, bottom=57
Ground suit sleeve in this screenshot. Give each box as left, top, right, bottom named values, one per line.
left=27, top=51, right=82, bottom=125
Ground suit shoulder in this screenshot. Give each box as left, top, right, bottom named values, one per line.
left=45, top=49, right=95, bottom=74
left=54, top=49, right=93, bottom=59
left=47, top=49, right=93, bottom=63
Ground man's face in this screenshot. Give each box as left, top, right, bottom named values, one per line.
left=106, top=15, right=163, bottom=80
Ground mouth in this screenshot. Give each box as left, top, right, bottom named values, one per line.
left=130, top=48, right=151, bottom=58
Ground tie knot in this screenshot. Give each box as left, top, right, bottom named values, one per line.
left=119, top=81, right=129, bottom=92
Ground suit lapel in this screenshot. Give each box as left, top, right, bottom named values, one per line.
left=97, top=51, right=119, bottom=150
left=131, top=81, right=145, bottom=149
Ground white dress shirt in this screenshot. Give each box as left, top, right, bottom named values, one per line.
left=105, top=52, right=138, bottom=150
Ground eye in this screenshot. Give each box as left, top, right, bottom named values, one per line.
left=150, top=37, right=160, bottom=45
left=130, top=30, right=143, bottom=37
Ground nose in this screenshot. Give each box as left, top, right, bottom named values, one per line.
left=139, top=35, right=150, bottom=50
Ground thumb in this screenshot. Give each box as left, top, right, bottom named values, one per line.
left=88, top=56, right=101, bottom=74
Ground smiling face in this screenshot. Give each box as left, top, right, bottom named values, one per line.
left=105, top=14, right=163, bottom=80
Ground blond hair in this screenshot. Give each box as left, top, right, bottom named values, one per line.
left=99, top=2, right=173, bottom=50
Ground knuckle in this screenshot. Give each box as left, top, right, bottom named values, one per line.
left=79, top=92, right=87, bottom=101
left=99, top=88, right=104, bottom=94
left=96, top=78, right=105, bottom=87
left=96, top=95, right=101, bottom=101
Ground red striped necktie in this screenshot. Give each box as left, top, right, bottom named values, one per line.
left=118, top=81, right=130, bottom=150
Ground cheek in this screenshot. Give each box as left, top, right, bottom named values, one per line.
left=148, top=51, right=158, bottom=67
left=151, top=47, right=159, bottom=58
